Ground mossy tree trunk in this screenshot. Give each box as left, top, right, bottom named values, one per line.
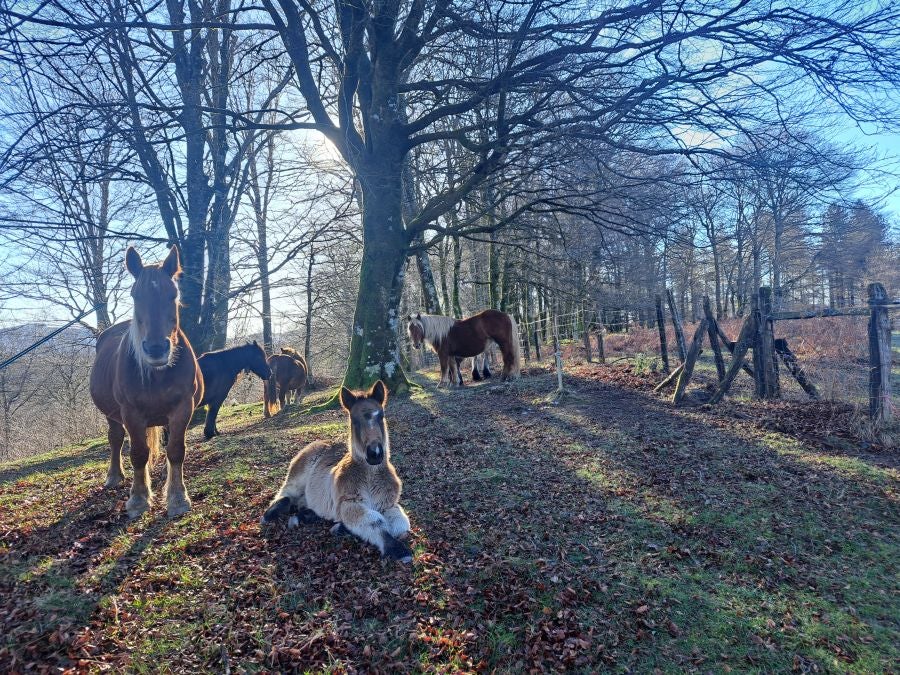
left=342, top=161, right=411, bottom=394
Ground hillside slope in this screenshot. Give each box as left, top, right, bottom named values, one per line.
left=1, top=371, right=897, bottom=672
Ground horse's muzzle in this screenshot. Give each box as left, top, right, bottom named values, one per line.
left=366, top=443, right=385, bottom=465
left=142, top=340, right=170, bottom=365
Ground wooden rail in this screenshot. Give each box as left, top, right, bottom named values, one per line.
left=772, top=302, right=898, bottom=321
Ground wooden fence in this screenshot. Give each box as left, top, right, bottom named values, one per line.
left=654, top=284, right=897, bottom=423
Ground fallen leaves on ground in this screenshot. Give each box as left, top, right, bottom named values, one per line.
left=0, top=370, right=896, bottom=672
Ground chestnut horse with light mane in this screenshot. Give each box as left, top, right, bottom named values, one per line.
left=407, top=309, right=521, bottom=386
left=264, top=350, right=308, bottom=417
left=89, top=246, right=203, bottom=519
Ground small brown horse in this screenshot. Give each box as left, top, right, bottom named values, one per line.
left=408, top=309, right=521, bottom=386
left=264, top=350, right=308, bottom=416
left=89, top=246, right=203, bottom=519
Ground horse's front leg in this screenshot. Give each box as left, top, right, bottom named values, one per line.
left=203, top=399, right=222, bottom=440
left=448, top=357, right=463, bottom=388
left=122, top=414, right=154, bottom=519
left=104, top=417, right=126, bottom=488
left=339, top=500, right=412, bottom=563
left=383, top=504, right=411, bottom=539
left=438, top=352, right=449, bottom=387
left=164, top=402, right=193, bottom=518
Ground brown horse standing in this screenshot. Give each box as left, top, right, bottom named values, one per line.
left=89, top=246, right=203, bottom=519
left=407, top=309, right=521, bottom=386
left=264, top=350, right=308, bottom=416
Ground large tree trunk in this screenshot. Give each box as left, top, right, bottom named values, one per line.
left=200, top=221, right=231, bottom=351
left=343, top=165, right=411, bottom=393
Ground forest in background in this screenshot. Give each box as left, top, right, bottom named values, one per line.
left=0, top=0, right=898, bottom=456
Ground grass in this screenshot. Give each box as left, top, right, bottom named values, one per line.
left=0, top=368, right=897, bottom=672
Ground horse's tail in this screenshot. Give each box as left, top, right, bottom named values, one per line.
left=264, top=374, right=279, bottom=417
left=146, top=426, right=162, bottom=465
left=509, top=314, right=522, bottom=378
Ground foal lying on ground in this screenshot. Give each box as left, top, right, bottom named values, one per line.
left=262, top=381, right=412, bottom=562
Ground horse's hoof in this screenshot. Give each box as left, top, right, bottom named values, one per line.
left=167, top=496, right=192, bottom=518
left=125, top=496, right=151, bottom=519
left=297, top=508, right=321, bottom=524
left=287, top=515, right=299, bottom=529
left=384, top=537, right=413, bottom=562
left=104, top=474, right=124, bottom=489
left=330, top=522, right=351, bottom=537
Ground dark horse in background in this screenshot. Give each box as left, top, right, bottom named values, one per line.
left=407, top=309, right=521, bottom=387
left=89, top=246, right=203, bottom=519
left=264, top=348, right=308, bottom=416
left=455, top=353, right=492, bottom=386
left=197, top=341, right=270, bottom=439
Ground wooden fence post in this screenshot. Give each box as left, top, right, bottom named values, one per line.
left=774, top=338, right=819, bottom=400
left=709, top=312, right=756, bottom=404
left=753, top=287, right=780, bottom=399
left=522, top=319, right=531, bottom=363
left=654, top=362, right=684, bottom=392
left=868, top=283, right=892, bottom=423
left=595, top=331, right=605, bottom=364
left=702, top=296, right=726, bottom=381
left=655, top=294, right=670, bottom=373
left=666, top=289, right=687, bottom=363
left=673, top=319, right=707, bottom=405
left=715, top=320, right=755, bottom=378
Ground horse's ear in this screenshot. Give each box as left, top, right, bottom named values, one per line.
left=369, top=380, right=388, bottom=407
left=125, top=247, right=143, bottom=278
left=339, top=386, right=357, bottom=411
left=416, top=312, right=421, bottom=319
left=161, top=245, right=181, bottom=278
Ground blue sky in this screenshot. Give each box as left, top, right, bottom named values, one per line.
left=833, top=126, right=900, bottom=220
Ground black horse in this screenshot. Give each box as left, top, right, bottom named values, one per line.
left=197, top=341, right=271, bottom=439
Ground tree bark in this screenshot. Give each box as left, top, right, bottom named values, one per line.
left=304, top=246, right=315, bottom=381
left=655, top=294, right=670, bottom=373
left=342, top=163, right=411, bottom=393
left=451, top=236, right=463, bottom=318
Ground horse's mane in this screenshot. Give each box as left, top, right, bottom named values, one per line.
left=414, top=314, right=457, bottom=345
left=198, top=341, right=261, bottom=360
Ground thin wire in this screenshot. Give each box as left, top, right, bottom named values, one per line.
left=0, top=303, right=105, bottom=372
